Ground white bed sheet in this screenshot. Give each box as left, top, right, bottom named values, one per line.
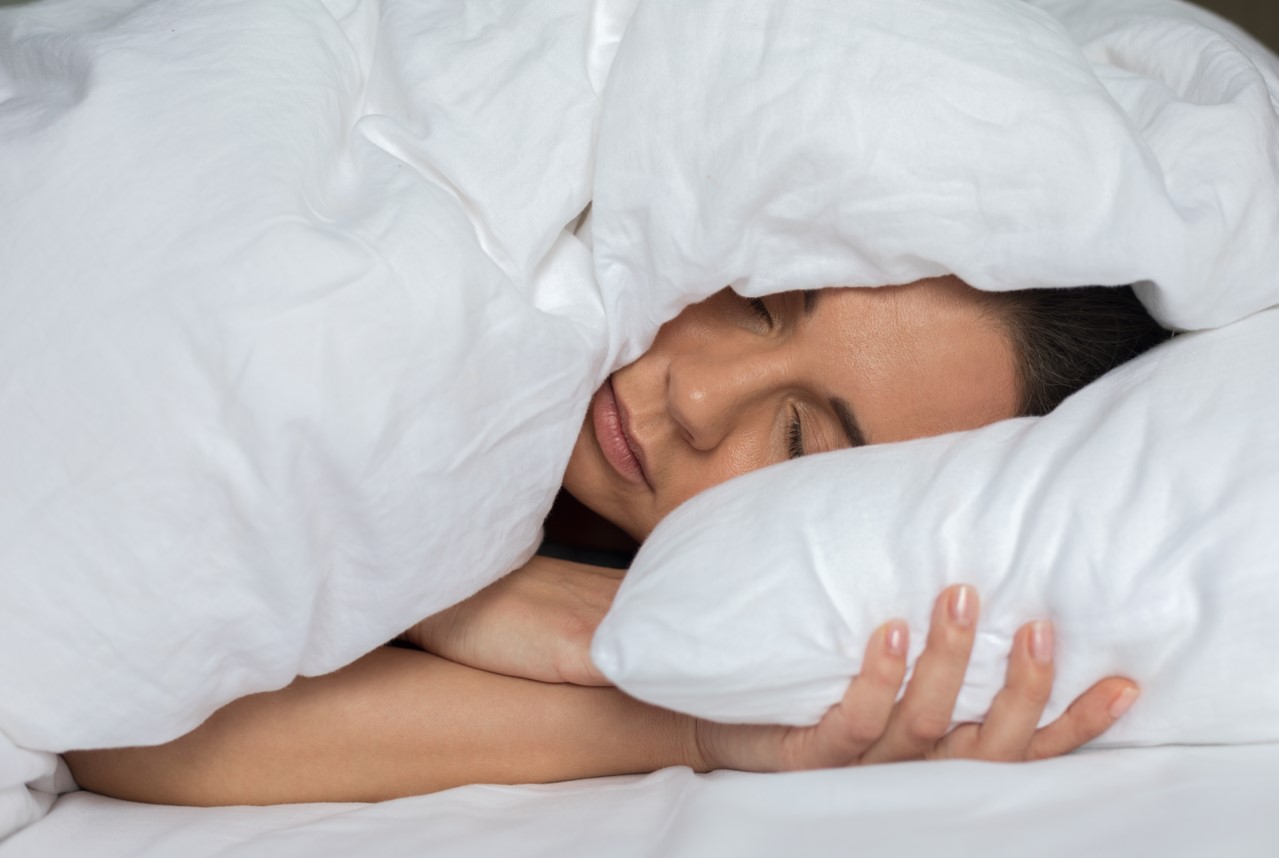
left=3, top=744, right=1276, bottom=857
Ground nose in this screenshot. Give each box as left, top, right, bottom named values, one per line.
left=666, top=348, right=789, bottom=451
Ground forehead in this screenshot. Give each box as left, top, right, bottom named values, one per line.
left=815, top=279, right=1020, bottom=444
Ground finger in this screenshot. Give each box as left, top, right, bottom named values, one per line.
left=790, top=620, right=910, bottom=768
left=861, top=585, right=979, bottom=764
left=1025, top=678, right=1140, bottom=761
left=969, top=621, right=1055, bottom=760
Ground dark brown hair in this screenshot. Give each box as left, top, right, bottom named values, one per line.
left=983, top=285, right=1174, bottom=417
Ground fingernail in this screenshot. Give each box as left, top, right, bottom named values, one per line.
left=884, top=620, right=907, bottom=657
left=949, top=585, right=977, bottom=628
left=1030, top=621, right=1054, bottom=665
left=1109, top=686, right=1140, bottom=720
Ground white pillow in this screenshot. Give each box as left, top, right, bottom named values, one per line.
left=591, top=0, right=1279, bottom=366
left=594, top=308, right=1279, bottom=745
left=0, top=0, right=622, bottom=754
left=590, top=0, right=1279, bottom=745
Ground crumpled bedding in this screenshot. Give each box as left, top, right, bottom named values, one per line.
left=588, top=0, right=1279, bottom=738
left=5, top=745, right=1279, bottom=858
left=0, top=0, right=634, bottom=837
left=2, top=0, right=1276, bottom=843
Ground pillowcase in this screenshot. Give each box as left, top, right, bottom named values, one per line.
left=0, top=0, right=619, bottom=754
left=590, top=0, right=1279, bottom=746
left=594, top=307, right=1279, bottom=745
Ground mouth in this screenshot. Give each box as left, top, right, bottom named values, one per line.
left=591, top=377, right=652, bottom=490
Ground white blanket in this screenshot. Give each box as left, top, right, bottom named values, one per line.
left=0, top=0, right=632, bottom=749
left=2, top=0, right=1277, bottom=843
left=1, top=0, right=632, bottom=836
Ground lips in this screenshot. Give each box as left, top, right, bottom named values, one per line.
left=591, top=378, right=651, bottom=489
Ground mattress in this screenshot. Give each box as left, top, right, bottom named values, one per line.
left=3, top=744, right=1277, bottom=857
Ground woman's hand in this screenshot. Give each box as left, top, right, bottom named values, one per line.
left=403, top=555, right=623, bottom=686
left=692, top=585, right=1139, bottom=773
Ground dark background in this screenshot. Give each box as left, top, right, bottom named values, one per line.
left=1195, top=0, right=1278, bottom=50
left=0, top=0, right=1274, bottom=50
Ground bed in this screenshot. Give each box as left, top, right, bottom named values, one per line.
left=3, top=0, right=1278, bottom=853
left=3, top=745, right=1277, bottom=857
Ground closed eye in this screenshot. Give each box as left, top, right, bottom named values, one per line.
left=786, top=407, right=805, bottom=459
left=747, top=297, right=773, bottom=326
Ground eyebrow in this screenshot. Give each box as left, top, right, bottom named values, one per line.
left=803, top=289, right=819, bottom=316
left=830, top=396, right=867, bottom=448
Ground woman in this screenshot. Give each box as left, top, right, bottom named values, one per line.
left=66, top=276, right=1171, bottom=805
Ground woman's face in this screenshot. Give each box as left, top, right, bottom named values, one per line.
left=562, top=276, right=1020, bottom=540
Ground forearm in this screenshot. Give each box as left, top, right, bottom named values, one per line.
left=65, top=647, right=699, bottom=806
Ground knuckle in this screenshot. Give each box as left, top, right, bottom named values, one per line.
left=1024, top=741, right=1056, bottom=762
left=934, top=628, right=976, bottom=662
left=978, top=746, right=1024, bottom=763
left=931, top=621, right=967, bottom=649
left=1032, top=728, right=1081, bottom=761
left=1015, top=680, right=1053, bottom=709
left=1066, top=700, right=1108, bottom=739
left=1029, top=718, right=1100, bottom=761
left=841, top=715, right=887, bottom=748
left=939, top=727, right=980, bottom=759
left=865, top=661, right=906, bottom=690
left=903, top=711, right=952, bottom=743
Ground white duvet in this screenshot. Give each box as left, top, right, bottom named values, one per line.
left=0, top=0, right=632, bottom=835
left=2, top=0, right=1277, bottom=844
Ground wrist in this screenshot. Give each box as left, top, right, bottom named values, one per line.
left=620, top=699, right=711, bottom=774
left=685, top=717, right=716, bottom=773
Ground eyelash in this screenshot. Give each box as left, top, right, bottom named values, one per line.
left=747, top=297, right=773, bottom=326
left=787, top=408, right=805, bottom=459
left=745, top=295, right=802, bottom=457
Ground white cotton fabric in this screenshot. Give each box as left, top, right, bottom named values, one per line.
left=2, top=0, right=1278, bottom=840
left=0, top=1, right=643, bottom=837
left=591, top=0, right=1279, bottom=366
left=6, top=745, right=1279, bottom=858
left=0, top=737, right=62, bottom=847
left=0, top=0, right=638, bottom=758
left=593, top=0, right=1279, bottom=738
left=595, top=308, right=1279, bottom=740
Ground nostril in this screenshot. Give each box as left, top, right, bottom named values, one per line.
left=671, top=396, right=719, bottom=452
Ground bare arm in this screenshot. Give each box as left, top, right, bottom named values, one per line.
left=65, top=646, right=695, bottom=806
left=66, top=585, right=1136, bottom=807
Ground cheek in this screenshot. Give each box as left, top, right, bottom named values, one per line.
left=561, top=419, right=622, bottom=517
left=654, top=433, right=773, bottom=517
left=716, top=442, right=772, bottom=487
left=561, top=421, right=657, bottom=540
left=559, top=435, right=588, bottom=502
